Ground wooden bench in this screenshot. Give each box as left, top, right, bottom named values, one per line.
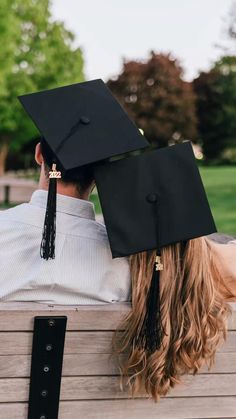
left=0, top=178, right=37, bottom=205
left=0, top=301, right=235, bottom=419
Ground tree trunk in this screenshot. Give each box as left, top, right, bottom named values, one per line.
left=0, top=140, right=9, bottom=176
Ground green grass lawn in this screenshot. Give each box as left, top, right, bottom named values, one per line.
left=199, top=166, right=236, bottom=235
left=1, top=166, right=235, bottom=235
left=91, top=166, right=236, bottom=235
left=89, top=192, right=102, bottom=214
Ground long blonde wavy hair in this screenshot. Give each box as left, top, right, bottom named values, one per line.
left=112, top=236, right=234, bottom=401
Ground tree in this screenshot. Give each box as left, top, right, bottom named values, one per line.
left=0, top=0, right=84, bottom=175
left=193, top=56, right=236, bottom=161
left=107, top=52, right=197, bottom=148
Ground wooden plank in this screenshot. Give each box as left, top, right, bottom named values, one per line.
left=0, top=302, right=130, bottom=331
left=0, top=301, right=131, bottom=311
left=0, top=374, right=235, bottom=402
left=0, top=301, right=235, bottom=331
left=59, top=397, right=236, bottom=419
left=0, top=351, right=235, bottom=378
left=61, top=374, right=236, bottom=400
left=199, top=352, right=236, bottom=374
left=229, top=303, right=236, bottom=330
left=0, top=397, right=236, bottom=419
left=0, top=354, right=120, bottom=377
left=0, top=331, right=115, bottom=355
left=0, top=330, right=235, bottom=355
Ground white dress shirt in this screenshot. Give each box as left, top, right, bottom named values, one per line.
left=0, top=190, right=131, bottom=305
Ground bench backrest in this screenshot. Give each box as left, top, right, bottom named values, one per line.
left=0, top=301, right=235, bottom=419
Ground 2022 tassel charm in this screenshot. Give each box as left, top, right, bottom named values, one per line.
left=134, top=193, right=165, bottom=353
left=40, top=162, right=61, bottom=260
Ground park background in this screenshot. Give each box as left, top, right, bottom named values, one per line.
left=0, top=0, right=235, bottom=235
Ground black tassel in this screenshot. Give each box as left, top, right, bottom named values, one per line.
left=135, top=252, right=164, bottom=353
left=40, top=163, right=61, bottom=260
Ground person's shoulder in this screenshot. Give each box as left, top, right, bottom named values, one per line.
left=208, top=238, right=236, bottom=262
left=78, top=218, right=109, bottom=242
left=0, top=203, right=29, bottom=221
left=84, top=219, right=130, bottom=266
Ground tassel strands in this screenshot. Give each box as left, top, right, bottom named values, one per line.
left=40, top=163, right=61, bottom=260
left=146, top=250, right=164, bottom=352
left=134, top=192, right=165, bottom=353
left=135, top=250, right=164, bottom=353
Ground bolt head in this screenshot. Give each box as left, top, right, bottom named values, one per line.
left=45, top=344, right=53, bottom=351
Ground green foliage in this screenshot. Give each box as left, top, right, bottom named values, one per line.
left=193, top=56, right=236, bottom=161
left=200, top=166, right=236, bottom=235
left=0, top=0, right=84, bottom=152
left=220, top=147, right=236, bottom=164
left=108, top=52, right=197, bottom=148
left=89, top=193, right=102, bottom=214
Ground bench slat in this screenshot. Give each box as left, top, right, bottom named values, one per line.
left=0, top=397, right=235, bottom=419
left=59, top=397, right=236, bottom=419
left=0, top=374, right=235, bottom=402
left=0, top=352, right=235, bottom=378
left=0, top=302, right=235, bottom=330
left=0, top=330, right=235, bottom=355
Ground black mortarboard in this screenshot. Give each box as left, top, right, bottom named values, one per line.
left=94, top=141, right=216, bottom=257
left=18, top=79, right=148, bottom=260
left=18, top=78, right=148, bottom=170
left=94, top=141, right=217, bottom=352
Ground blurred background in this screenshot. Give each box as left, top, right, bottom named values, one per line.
left=0, top=0, right=235, bottom=234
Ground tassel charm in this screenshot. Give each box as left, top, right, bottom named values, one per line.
left=49, top=163, right=61, bottom=179
left=134, top=193, right=165, bottom=353
left=40, top=162, right=60, bottom=260
left=155, top=255, right=163, bottom=271
left=134, top=251, right=164, bottom=353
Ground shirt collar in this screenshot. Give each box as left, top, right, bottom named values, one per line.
left=29, top=189, right=96, bottom=220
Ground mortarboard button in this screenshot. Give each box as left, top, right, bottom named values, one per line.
left=80, top=115, right=90, bottom=124
left=146, top=193, right=158, bottom=203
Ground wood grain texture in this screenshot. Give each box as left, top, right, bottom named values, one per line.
left=0, top=301, right=234, bottom=331
left=0, top=397, right=235, bottom=419
left=0, top=374, right=235, bottom=402
left=0, top=303, right=129, bottom=331
left=0, top=351, right=235, bottom=378
left=0, top=330, right=235, bottom=355
left=58, top=397, right=236, bottom=419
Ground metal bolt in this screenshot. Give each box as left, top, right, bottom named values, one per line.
left=146, top=193, right=158, bottom=203
left=43, top=365, right=50, bottom=373
left=45, top=344, right=52, bottom=351
left=41, top=389, right=48, bottom=397
left=48, top=319, right=55, bottom=327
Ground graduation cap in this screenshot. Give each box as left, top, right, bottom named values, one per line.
left=94, top=141, right=217, bottom=352
left=18, top=79, right=148, bottom=260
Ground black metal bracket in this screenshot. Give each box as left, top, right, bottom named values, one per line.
left=27, top=316, right=67, bottom=419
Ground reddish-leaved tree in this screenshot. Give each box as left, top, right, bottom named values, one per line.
left=107, top=52, right=197, bottom=148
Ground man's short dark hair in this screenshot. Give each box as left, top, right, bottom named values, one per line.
left=40, top=137, right=94, bottom=195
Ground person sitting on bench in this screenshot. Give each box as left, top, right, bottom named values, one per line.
left=94, top=141, right=236, bottom=401
left=0, top=79, right=148, bottom=304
